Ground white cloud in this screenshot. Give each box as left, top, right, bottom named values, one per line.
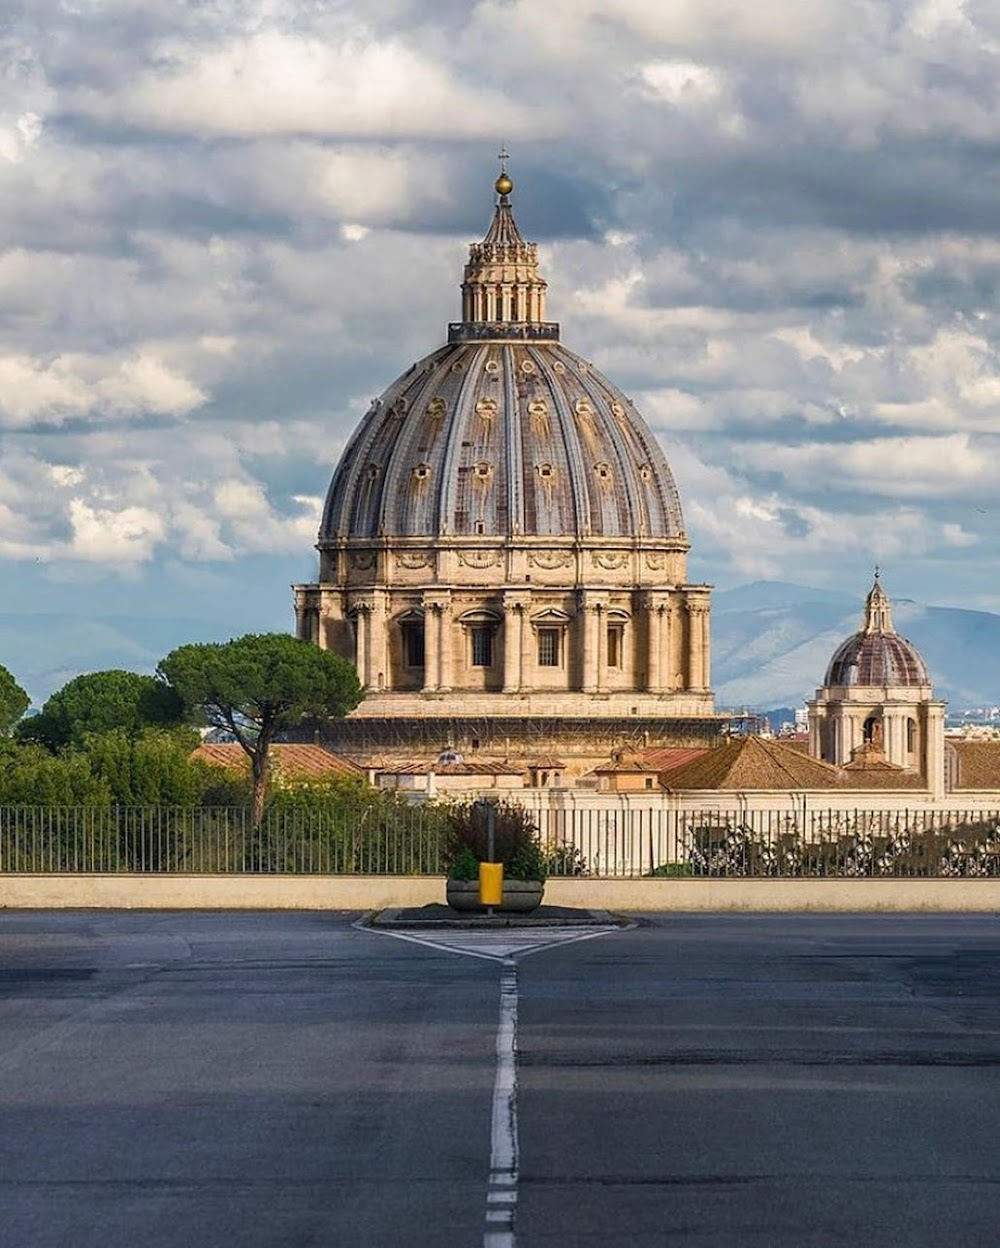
left=69, top=30, right=542, bottom=140
left=67, top=499, right=165, bottom=564
left=0, top=350, right=206, bottom=426
left=736, top=433, right=999, bottom=498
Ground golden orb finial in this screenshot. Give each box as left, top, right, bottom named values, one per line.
left=495, top=143, right=512, bottom=198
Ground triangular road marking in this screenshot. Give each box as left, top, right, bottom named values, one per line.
left=363, top=924, right=622, bottom=962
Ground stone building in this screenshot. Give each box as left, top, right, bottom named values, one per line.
left=807, top=572, right=946, bottom=798
left=294, top=163, right=723, bottom=766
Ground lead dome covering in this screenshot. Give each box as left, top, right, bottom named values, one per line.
left=320, top=340, right=685, bottom=543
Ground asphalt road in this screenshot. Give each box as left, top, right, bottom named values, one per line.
left=2, top=912, right=1000, bottom=1247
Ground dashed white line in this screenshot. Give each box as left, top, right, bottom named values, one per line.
left=484, top=960, right=519, bottom=1248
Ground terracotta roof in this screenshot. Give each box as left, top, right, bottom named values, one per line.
left=838, top=767, right=926, bottom=791
left=592, top=748, right=660, bottom=775
left=660, top=736, right=842, bottom=790
left=950, top=740, right=1000, bottom=790
left=639, top=746, right=709, bottom=773
left=528, top=756, right=567, bottom=769
left=381, top=759, right=523, bottom=777
left=192, top=743, right=362, bottom=778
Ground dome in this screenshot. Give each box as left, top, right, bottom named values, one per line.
left=320, top=163, right=685, bottom=546
left=824, top=631, right=930, bottom=687
left=823, top=573, right=931, bottom=688
left=320, top=340, right=684, bottom=542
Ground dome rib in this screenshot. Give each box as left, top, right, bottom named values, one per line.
left=502, top=347, right=525, bottom=536
left=577, top=364, right=642, bottom=537
left=319, top=343, right=689, bottom=543
left=536, top=348, right=589, bottom=538
left=435, top=345, right=489, bottom=537
left=375, top=356, right=446, bottom=538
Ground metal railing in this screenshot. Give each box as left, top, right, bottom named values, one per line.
left=2, top=804, right=1000, bottom=878
left=536, top=806, right=1000, bottom=878
left=0, top=806, right=447, bottom=875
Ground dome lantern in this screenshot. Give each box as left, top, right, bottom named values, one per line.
left=450, top=154, right=557, bottom=344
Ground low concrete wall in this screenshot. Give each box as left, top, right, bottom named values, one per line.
left=545, top=877, right=1000, bottom=912
left=4, top=874, right=1000, bottom=912
left=0, top=875, right=444, bottom=911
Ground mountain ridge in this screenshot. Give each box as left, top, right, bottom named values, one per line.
left=2, top=581, right=998, bottom=710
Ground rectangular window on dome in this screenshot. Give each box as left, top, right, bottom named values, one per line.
left=471, top=626, right=494, bottom=667
left=537, top=628, right=560, bottom=667
left=607, top=625, right=624, bottom=669
left=402, top=622, right=425, bottom=668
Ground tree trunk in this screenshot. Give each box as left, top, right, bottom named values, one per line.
left=251, top=748, right=268, bottom=831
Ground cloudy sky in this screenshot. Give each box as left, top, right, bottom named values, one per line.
left=3, top=0, right=1000, bottom=698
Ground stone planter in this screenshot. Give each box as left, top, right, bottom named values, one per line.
left=446, top=879, right=544, bottom=914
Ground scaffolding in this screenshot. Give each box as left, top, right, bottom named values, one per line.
left=287, top=714, right=728, bottom=759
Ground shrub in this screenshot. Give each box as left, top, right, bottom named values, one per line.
left=443, top=800, right=547, bottom=881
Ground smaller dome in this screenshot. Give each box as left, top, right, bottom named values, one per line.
left=823, top=571, right=930, bottom=688
left=824, top=631, right=930, bottom=688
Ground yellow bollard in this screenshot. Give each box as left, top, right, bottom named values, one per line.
left=479, top=861, right=503, bottom=907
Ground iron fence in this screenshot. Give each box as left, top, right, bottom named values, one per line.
left=0, top=806, right=447, bottom=875
left=2, top=804, right=1000, bottom=878
left=536, top=806, right=1000, bottom=878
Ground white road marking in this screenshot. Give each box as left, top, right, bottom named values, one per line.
left=360, top=921, right=625, bottom=1247
left=484, top=960, right=518, bottom=1248
left=364, top=924, right=620, bottom=963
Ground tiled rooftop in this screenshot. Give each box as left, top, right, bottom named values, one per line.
left=381, top=759, right=523, bottom=776
left=639, top=746, right=709, bottom=773
left=660, top=736, right=843, bottom=791
left=193, top=743, right=362, bottom=778
left=949, top=740, right=1000, bottom=790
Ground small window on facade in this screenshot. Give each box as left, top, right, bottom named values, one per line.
left=402, top=622, right=425, bottom=668
left=907, top=718, right=917, bottom=753
left=537, top=628, right=560, bottom=667
left=537, top=463, right=554, bottom=480
left=413, top=463, right=431, bottom=481
left=644, top=777, right=654, bottom=790
left=471, top=626, right=494, bottom=667
left=607, top=624, right=624, bottom=668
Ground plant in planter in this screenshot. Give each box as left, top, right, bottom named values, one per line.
left=443, top=799, right=547, bottom=913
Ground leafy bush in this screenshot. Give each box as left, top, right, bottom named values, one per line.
left=646, top=862, right=694, bottom=878
left=544, top=842, right=589, bottom=877
left=443, top=800, right=547, bottom=881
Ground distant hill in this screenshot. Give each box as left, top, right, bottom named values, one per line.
left=4, top=580, right=999, bottom=712
left=712, top=582, right=1000, bottom=710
